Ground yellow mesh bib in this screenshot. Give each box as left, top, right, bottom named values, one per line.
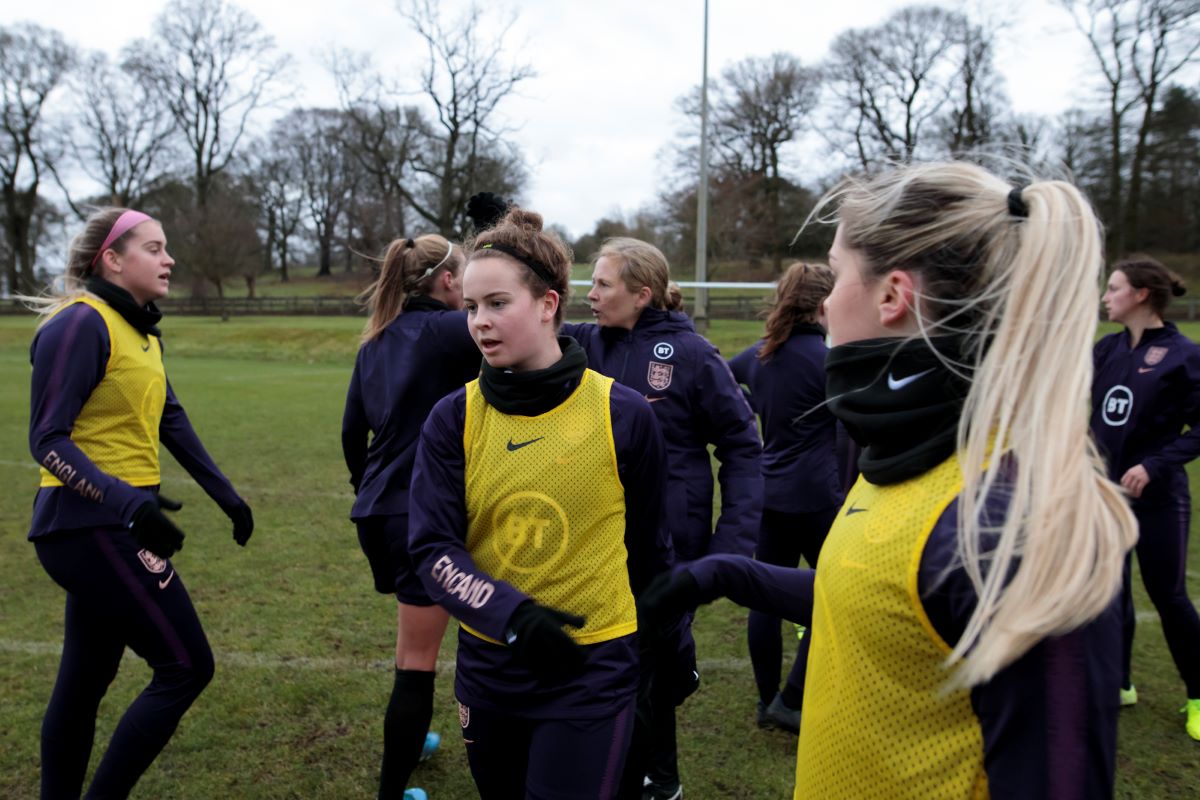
left=40, top=296, right=165, bottom=489
left=461, top=370, right=636, bottom=645
left=795, top=455, right=989, bottom=800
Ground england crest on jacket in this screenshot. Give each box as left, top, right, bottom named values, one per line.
left=647, top=361, right=674, bottom=391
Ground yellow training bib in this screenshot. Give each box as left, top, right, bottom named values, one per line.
left=795, top=455, right=989, bottom=800
left=461, top=370, right=636, bottom=645
left=40, top=296, right=165, bottom=489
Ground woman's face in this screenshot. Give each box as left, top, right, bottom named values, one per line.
left=587, top=256, right=646, bottom=330
left=103, top=221, right=174, bottom=305
left=1103, top=270, right=1145, bottom=324
left=462, top=255, right=559, bottom=371
left=825, top=224, right=889, bottom=346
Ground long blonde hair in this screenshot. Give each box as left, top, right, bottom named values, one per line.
left=358, top=234, right=462, bottom=343
left=821, top=161, right=1136, bottom=687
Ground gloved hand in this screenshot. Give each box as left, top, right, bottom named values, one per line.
left=225, top=501, right=254, bottom=546
left=505, top=601, right=587, bottom=681
left=128, top=494, right=185, bottom=558
left=467, top=192, right=509, bottom=232
left=638, top=568, right=702, bottom=634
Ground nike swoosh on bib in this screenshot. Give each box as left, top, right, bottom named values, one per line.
left=887, top=367, right=936, bottom=391
left=506, top=436, right=545, bottom=452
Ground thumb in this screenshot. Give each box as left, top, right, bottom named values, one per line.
left=546, top=607, right=586, bottom=630
left=156, top=494, right=183, bottom=512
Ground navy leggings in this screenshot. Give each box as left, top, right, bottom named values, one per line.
left=1122, top=498, right=1200, bottom=697
left=460, top=699, right=635, bottom=800
left=34, top=527, right=214, bottom=799
left=747, top=506, right=838, bottom=706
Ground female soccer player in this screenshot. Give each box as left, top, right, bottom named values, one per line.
left=561, top=238, right=762, bottom=800
left=642, top=162, right=1137, bottom=798
left=408, top=209, right=674, bottom=799
left=27, top=207, right=254, bottom=798
left=342, top=234, right=481, bottom=800
left=727, top=261, right=839, bottom=733
left=1091, top=255, right=1200, bottom=739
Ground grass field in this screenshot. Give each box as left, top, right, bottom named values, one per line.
left=1, top=313, right=1198, bottom=799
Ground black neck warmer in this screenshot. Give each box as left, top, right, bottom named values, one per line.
left=825, top=335, right=973, bottom=485
left=402, top=294, right=450, bottom=313
left=479, top=336, right=588, bottom=416
left=85, top=275, right=163, bottom=336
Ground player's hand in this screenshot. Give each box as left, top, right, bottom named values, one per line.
left=638, top=568, right=701, bottom=633
left=1120, top=464, right=1151, bottom=498
left=505, top=602, right=586, bottom=681
left=225, top=501, right=254, bottom=546
left=466, top=192, right=508, bottom=232
left=128, top=494, right=185, bottom=558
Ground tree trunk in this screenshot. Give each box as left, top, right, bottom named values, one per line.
left=1108, top=92, right=1126, bottom=254
left=1126, top=82, right=1160, bottom=251
left=279, top=238, right=290, bottom=282
left=317, top=233, right=332, bottom=277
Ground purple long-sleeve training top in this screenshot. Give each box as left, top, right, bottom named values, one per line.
left=408, top=378, right=673, bottom=719
left=28, top=303, right=242, bottom=538
left=1091, top=322, right=1200, bottom=508
left=681, top=496, right=1121, bottom=800
left=341, top=304, right=481, bottom=519
left=727, top=327, right=842, bottom=514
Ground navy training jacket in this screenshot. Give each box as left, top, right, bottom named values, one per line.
left=342, top=304, right=481, bottom=520
left=561, top=308, right=762, bottom=561
left=728, top=325, right=842, bottom=515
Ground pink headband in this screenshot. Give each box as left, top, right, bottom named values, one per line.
left=90, top=210, right=153, bottom=268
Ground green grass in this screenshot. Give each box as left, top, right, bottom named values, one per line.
left=1, top=315, right=1198, bottom=798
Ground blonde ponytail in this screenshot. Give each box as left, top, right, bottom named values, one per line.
left=824, top=161, right=1137, bottom=687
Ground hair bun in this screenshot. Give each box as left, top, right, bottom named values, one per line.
left=1172, top=280, right=1187, bottom=297
left=505, top=208, right=544, bottom=233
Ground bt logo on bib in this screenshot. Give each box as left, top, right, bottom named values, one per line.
left=1102, top=385, right=1134, bottom=426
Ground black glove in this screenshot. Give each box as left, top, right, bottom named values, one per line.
left=225, top=502, right=254, bottom=546
left=638, top=569, right=702, bottom=634
left=505, top=602, right=587, bottom=681
left=467, top=192, right=509, bottom=233
left=128, top=494, right=185, bottom=558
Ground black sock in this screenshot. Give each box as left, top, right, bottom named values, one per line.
left=780, top=684, right=805, bottom=710
left=379, top=669, right=435, bottom=800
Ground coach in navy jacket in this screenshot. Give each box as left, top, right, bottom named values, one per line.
left=561, top=307, right=762, bottom=562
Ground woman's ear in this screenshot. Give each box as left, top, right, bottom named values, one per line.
left=635, top=284, right=653, bottom=311
left=541, top=289, right=560, bottom=323
left=877, top=269, right=918, bottom=329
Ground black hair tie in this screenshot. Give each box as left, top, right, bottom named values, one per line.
left=1007, top=187, right=1029, bottom=219
left=405, top=238, right=415, bottom=248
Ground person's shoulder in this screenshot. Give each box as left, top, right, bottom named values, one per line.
left=35, top=300, right=107, bottom=346
left=426, top=385, right=469, bottom=430
left=608, top=376, right=651, bottom=410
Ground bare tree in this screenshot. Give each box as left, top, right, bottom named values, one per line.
left=1062, top=0, right=1200, bottom=250
left=60, top=53, right=177, bottom=211
left=248, top=142, right=304, bottom=283
left=281, top=108, right=356, bottom=277
left=0, top=22, right=74, bottom=295
left=399, top=0, right=534, bottom=236
left=329, top=49, right=427, bottom=251
left=822, top=6, right=966, bottom=168
left=939, top=16, right=1010, bottom=153
left=122, top=0, right=291, bottom=212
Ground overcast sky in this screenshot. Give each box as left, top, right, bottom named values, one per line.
left=4, top=0, right=1099, bottom=237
